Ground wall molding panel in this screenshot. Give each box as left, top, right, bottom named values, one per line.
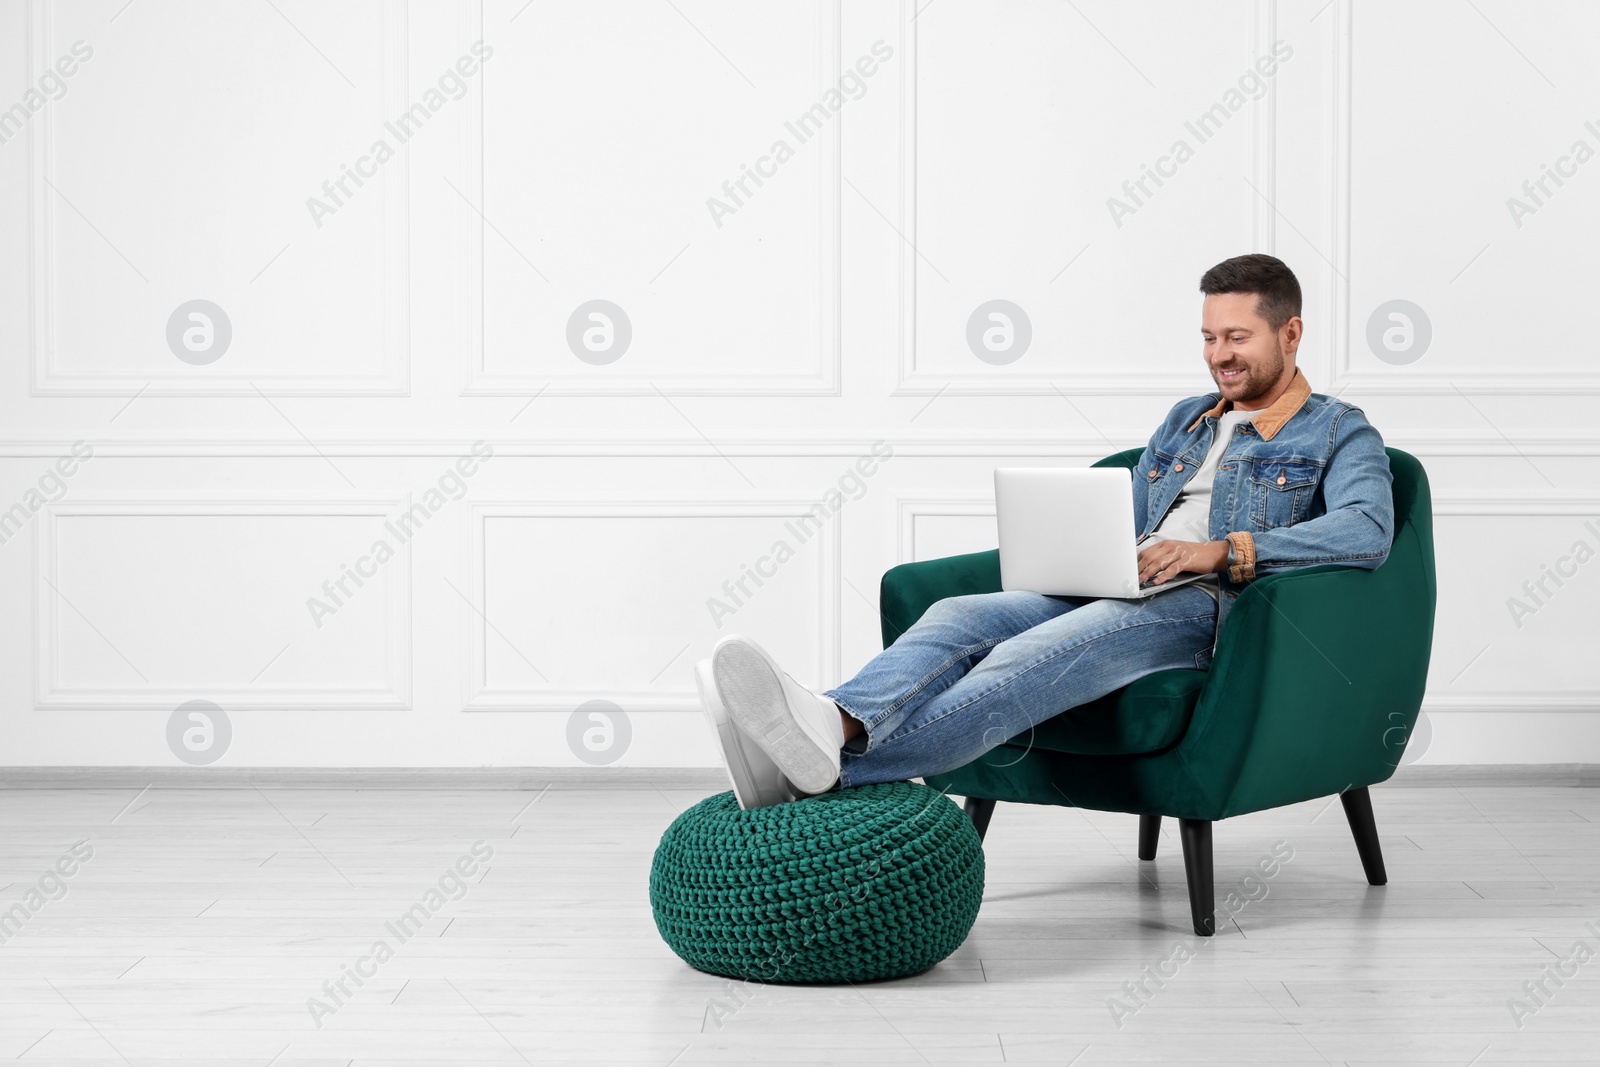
left=461, top=499, right=841, bottom=712
left=893, top=0, right=1280, bottom=397
left=25, top=0, right=412, bottom=396
left=1324, top=0, right=1600, bottom=396
left=458, top=0, right=842, bottom=397
left=34, top=496, right=413, bottom=711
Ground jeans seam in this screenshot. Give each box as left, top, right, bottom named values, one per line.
left=863, top=609, right=1219, bottom=753
left=843, top=636, right=1012, bottom=729
left=1257, top=549, right=1388, bottom=567
left=827, top=691, right=874, bottom=754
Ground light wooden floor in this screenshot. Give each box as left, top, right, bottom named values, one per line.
left=1, top=778, right=1598, bottom=1065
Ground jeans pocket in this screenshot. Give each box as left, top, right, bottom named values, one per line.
left=1194, top=643, right=1214, bottom=671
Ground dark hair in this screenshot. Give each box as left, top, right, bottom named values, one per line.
left=1199, top=254, right=1301, bottom=331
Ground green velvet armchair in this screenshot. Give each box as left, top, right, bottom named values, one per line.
left=881, top=447, right=1436, bottom=936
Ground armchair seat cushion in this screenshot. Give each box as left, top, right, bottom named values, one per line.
left=1007, top=668, right=1209, bottom=756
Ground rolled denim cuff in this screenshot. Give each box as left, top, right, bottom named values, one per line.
left=1226, top=531, right=1256, bottom=582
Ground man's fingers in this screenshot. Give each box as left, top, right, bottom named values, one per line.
left=1138, top=540, right=1199, bottom=584
left=1145, top=552, right=1177, bottom=584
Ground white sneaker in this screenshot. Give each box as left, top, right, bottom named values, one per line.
left=711, top=635, right=844, bottom=795
left=695, top=658, right=795, bottom=810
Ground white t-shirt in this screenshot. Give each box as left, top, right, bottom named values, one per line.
left=1142, top=405, right=1260, bottom=600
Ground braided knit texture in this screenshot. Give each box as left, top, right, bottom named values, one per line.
left=649, top=782, right=985, bottom=984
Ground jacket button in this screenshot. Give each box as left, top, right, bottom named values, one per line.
left=1173, top=463, right=1184, bottom=472
left=1277, top=473, right=1287, bottom=485
left=1149, top=469, right=1157, bottom=478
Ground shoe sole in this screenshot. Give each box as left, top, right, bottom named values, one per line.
left=695, top=661, right=762, bottom=810
left=712, top=641, right=837, bottom=795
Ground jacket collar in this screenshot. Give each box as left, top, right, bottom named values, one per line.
left=1184, top=366, right=1311, bottom=442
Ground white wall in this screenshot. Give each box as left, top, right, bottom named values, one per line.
left=0, top=0, right=1595, bottom=768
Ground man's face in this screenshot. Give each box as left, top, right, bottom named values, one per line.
left=1200, top=292, right=1299, bottom=405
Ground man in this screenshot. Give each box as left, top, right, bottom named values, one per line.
left=696, top=254, right=1395, bottom=808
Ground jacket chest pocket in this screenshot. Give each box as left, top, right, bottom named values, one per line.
left=1146, top=449, right=1178, bottom=480
left=1248, top=458, right=1320, bottom=529
left=1145, top=448, right=1188, bottom=505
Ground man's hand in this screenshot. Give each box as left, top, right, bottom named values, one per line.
left=1137, top=538, right=1229, bottom=586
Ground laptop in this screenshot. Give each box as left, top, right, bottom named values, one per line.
left=994, top=467, right=1209, bottom=598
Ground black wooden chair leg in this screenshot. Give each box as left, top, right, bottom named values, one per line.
left=1177, top=818, right=1215, bottom=937
left=963, top=797, right=996, bottom=843
left=1138, top=814, right=1162, bottom=860
left=1339, top=786, right=1388, bottom=886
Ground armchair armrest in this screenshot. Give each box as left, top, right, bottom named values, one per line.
left=1174, top=553, right=1436, bottom=818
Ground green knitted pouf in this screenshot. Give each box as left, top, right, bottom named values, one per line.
left=649, top=781, right=985, bottom=984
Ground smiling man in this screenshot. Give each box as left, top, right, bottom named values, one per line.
left=696, top=253, right=1396, bottom=808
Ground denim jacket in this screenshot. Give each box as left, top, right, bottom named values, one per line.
left=1132, top=367, right=1395, bottom=651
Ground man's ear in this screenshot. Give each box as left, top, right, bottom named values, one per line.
left=1281, top=315, right=1304, bottom=356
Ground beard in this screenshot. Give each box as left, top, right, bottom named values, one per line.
left=1219, top=340, right=1285, bottom=405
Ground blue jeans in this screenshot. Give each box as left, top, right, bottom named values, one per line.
left=823, top=586, right=1219, bottom=788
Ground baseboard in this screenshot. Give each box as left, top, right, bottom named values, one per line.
left=0, top=765, right=1593, bottom=790
left=0, top=767, right=731, bottom=790
left=1387, top=763, right=1600, bottom=787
